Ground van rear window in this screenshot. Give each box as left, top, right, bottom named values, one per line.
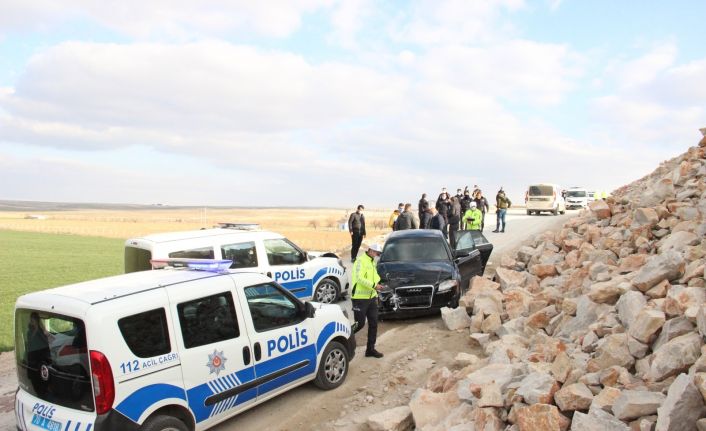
left=125, top=246, right=152, bottom=273
left=15, top=309, right=94, bottom=412
left=118, top=309, right=171, bottom=358
left=529, top=185, right=554, bottom=196
left=169, top=247, right=215, bottom=259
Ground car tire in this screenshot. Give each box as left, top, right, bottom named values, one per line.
left=314, top=278, right=339, bottom=304
left=314, top=341, right=348, bottom=390
left=140, top=415, right=188, bottom=431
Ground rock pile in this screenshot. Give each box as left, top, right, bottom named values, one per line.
left=368, top=137, right=706, bottom=430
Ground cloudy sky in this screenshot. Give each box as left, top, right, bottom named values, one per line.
left=1, top=0, right=704, bottom=207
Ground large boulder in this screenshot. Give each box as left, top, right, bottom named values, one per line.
left=650, top=332, right=702, bottom=382
left=367, top=406, right=414, bottom=431
left=628, top=309, right=666, bottom=344
left=612, top=390, right=666, bottom=421
left=588, top=334, right=635, bottom=372
left=617, top=291, right=647, bottom=329
left=633, top=207, right=659, bottom=227
left=570, top=408, right=630, bottom=431
left=659, top=231, right=700, bottom=254
left=516, top=372, right=560, bottom=405
left=656, top=374, right=706, bottom=431
left=553, top=382, right=593, bottom=412
left=440, top=307, right=472, bottom=330
left=590, top=200, right=612, bottom=220
left=495, top=267, right=528, bottom=290
left=408, top=388, right=460, bottom=429
left=632, top=251, right=686, bottom=292
left=516, top=404, right=570, bottom=431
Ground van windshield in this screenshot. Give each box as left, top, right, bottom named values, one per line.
left=125, top=246, right=152, bottom=273
left=567, top=190, right=587, bottom=197
left=15, top=309, right=94, bottom=412
left=529, top=185, right=554, bottom=196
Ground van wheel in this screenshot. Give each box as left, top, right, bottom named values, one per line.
left=141, top=415, right=188, bottom=431
left=552, top=207, right=558, bottom=216
left=314, top=341, right=348, bottom=390
left=314, top=278, right=339, bottom=304
left=526, top=210, right=531, bottom=215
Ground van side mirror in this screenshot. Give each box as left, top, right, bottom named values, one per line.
left=304, top=301, right=316, bottom=319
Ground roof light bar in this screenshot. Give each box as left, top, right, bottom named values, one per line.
left=216, top=222, right=261, bottom=230
left=150, top=258, right=233, bottom=272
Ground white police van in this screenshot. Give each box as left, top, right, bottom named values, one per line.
left=14, top=260, right=355, bottom=431
left=124, top=224, right=348, bottom=304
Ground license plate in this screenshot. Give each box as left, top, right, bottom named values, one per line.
left=31, top=414, right=62, bottom=431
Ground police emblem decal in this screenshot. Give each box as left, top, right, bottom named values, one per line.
left=206, top=350, right=227, bottom=375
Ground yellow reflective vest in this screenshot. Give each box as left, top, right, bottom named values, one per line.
left=462, top=208, right=483, bottom=230
left=351, top=253, right=380, bottom=299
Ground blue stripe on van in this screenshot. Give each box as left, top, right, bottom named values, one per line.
left=115, top=383, right=187, bottom=422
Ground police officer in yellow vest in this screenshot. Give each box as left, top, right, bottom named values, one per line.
left=351, top=243, right=385, bottom=358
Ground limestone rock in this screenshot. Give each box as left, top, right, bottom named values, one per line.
left=478, top=383, right=504, bottom=408
left=653, top=316, right=694, bottom=351
left=516, top=372, right=559, bottom=405
left=634, top=207, right=659, bottom=227
left=481, top=313, right=502, bottom=334
left=409, top=388, right=460, bottom=429
left=591, top=386, right=622, bottom=413
left=516, top=404, right=570, bottom=431
left=367, top=406, right=414, bottom=431
left=496, top=267, right=528, bottom=290
left=659, top=231, right=700, bottom=254
left=441, top=307, right=472, bottom=331
left=616, top=291, right=647, bottom=329
left=650, top=332, right=702, bottom=382
left=612, top=390, right=666, bottom=421
left=655, top=373, right=706, bottom=430
left=632, top=251, right=686, bottom=292
left=570, top=408, right=630, bottom=431
left=554, top=382, right=593, bottom=412
left=590, top=200, right=612, bottom=220
left=587, top=334, right=635, bottom=372
left=628, top=309, right=666, bottom=344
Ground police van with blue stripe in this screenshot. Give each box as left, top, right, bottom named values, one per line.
left=14, top=259, right=355, bottom=431
left=124, top=224, right=348, bottom=304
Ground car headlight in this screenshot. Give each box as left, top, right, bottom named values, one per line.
left=438, top=279, right=458, bottom=292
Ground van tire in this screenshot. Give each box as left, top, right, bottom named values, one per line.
left=314, top=341, right=349, bottom=390
left=552, top=207, right=558, bottom=216
left=141, top=415, right=188, bottom=431
left=526, top=210, right=531, bottom=215
left=314, top=278, right=340, bottom=304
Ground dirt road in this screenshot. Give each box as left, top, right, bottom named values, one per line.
left=0, top=209, right=575, bottom=431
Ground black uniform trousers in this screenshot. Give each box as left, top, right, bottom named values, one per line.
left=448, top=221, right=460, bottom=248
left=350, top=231, right=364, bottom=261
left=352, top=297, right=378, bottom=352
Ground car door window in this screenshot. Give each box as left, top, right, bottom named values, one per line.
left=455, top=232, right=476, bottom=251
left=263, top=238, right=305, bottom=266
left=177, top=292, right=240, bottom=348
left=244, top=283, right=303, bottom=332
left=221, top=241, right=259, bottom=269
left=169, top=246, right=215, bottom=259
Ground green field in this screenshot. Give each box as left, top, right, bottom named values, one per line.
left=0, top=230, right=124, bottom=351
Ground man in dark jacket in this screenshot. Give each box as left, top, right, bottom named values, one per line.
left=420, top=207, right=433, bottom=229
left=348, top=205, right=366, bottom=261
left=429, top=207, right=446, bottom=232
left=447, top=196, right=461, bottom=247
left=460, top=189, right=473, bottom=214
left=474, top=190, right=490, bottom=232
left=418, top=193, right=429, bottom=222
left=394, top=203, right=418, bottom=230
left=435, top=191, right=450, bottom=239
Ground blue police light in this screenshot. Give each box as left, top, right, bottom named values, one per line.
left=150, top=258, right=233, bottom=272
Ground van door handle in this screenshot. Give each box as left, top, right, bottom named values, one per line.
left=254, top=342, right=262, bottom=361
left=266, top=272, right=272, bottom=278
left=243, top=346, right=251, bottom=365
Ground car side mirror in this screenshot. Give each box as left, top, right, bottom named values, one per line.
left=304, top=301, right=316, bottom=319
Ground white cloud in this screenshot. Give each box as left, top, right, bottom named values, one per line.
left=328, top=0, right=372, bottom=49
left=0, top=0, right=333, bottom=39
left=609, top=42, right=677, bottom=91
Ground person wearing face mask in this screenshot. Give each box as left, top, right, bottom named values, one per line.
left=348, top=204, right=366, bottom=262
left=351, top=243, right=385, bottom=358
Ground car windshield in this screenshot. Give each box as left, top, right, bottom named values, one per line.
left=381, top=237, right=449, bottom=262
left=567, top=190, right=586, bottom=197
left=15, top=309, right=94, bottom=411
left=529, top=185, right=554, bottom=196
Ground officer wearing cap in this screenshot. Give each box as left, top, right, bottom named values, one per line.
left=351, top=243, right=385, bottom=358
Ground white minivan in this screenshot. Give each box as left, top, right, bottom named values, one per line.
left=124, top=225, right=348, bottom=304
left=525, top=183, right=566, bottom=215
left=14, top=260, right=355, bottom=431
left=565, top=187, right=589, bottom=209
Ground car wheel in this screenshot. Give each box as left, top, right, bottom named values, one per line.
left=140, top=415, right=188, bottom=431
left=314, top=341, right=348, bottom=390
left=314, top=278, right=339, bottom=304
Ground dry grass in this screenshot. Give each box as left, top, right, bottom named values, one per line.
left=0, top=208, right=391, bottom=252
